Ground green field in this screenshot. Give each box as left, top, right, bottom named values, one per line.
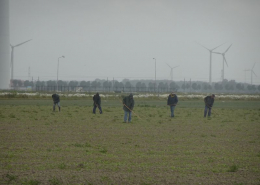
left=0, top=99, right=260, bottom=185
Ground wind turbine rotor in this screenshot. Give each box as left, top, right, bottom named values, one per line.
left=196, top=42, right=210, bottom=51
left=211, top=43, right=225, bottom=51
left=223, top=56, right=228, bottom=67
left=166, top=63, right=172, bottom=69
left=196, top=42, right=226, bottom=84
left=224, top=44, right=232, bottom=53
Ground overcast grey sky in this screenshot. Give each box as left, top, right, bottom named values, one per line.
left=9, top=0, right=260, bottom=84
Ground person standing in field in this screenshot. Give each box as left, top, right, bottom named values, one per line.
left=167, top=92, right=178, bottom=117
left=93, top=93, right=102, bottom=114
left=123, top=93, right=135, bottom=123
left=52, top=93, right=61, bottom=112
left=204, top=94, right=215, bottom=117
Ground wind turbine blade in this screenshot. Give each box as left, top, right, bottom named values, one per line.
left=166, top=63, right=172, bottom=68
left=195, top=41, right=210, bottom=51
left=252, top=62, right=256, bottom=70
left=252, top=70, right=257, bottom=77
left=172, top=65, right=179, bottom=69
left=224, top=56, right=228, bottom=67
left=224, top=44, right=232, bottom=53
left=212, top=52, right=222, bottom=54
left=14, top=39, right=32, bottom=47
left=212, top=43, right=225, bottom=51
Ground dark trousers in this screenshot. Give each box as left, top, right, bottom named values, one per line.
left=204, top=106, right=211, bottom=117
left=93, top=105, right=102, bottom=114
left=53, top=102, right=60, bottom=111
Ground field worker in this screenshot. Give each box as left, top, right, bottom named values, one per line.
left=93, top=93, right=102, bottom=114
left=167, top=92, right=178, bottom=117
left=123, top=93, right=135, bottom=123
left=204, top=94, right=215, bottom=117
left=52, top=93, right=60, bottom=112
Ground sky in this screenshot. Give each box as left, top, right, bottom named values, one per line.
left=9, top=0, right=260, bottom=84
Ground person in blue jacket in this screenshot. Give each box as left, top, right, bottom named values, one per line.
left=167, top=92, right=178, bottom=117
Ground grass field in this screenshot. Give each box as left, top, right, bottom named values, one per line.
left=0, top=98, right=260, bottom=185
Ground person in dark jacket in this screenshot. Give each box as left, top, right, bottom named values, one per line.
left=167, top=92, right=178, bottom=117
left=52, top=93, right=60, bottom=112
left=123, top=93, right=135, bottom=123
left=93, top=93, right=102, bottom=114
left=204, top=94, right=215, bottom=117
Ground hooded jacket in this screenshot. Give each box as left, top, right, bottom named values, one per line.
left=123, top=94, right=134, bottom=112
left=167, top=93, right=178, bottom=106
left=204, top=96, right=214, bottom=108
left=52, top=94, right=60, bottom=103
left=93, top=93, right=101, bottom=106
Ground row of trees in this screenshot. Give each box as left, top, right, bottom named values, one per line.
left=11, top=79, right=260, bottom=93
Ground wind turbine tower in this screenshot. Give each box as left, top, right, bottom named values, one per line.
left=198, top=43, right=224, bottom=84
left=10, top=39, right=32, bottom=83
left=28, top=66, right=31, bottom=81
left=0, top=0, right=10, bottom=89
left=213, top=44, right=232, bottom=81
left=245, top=62, right=257, bottom=84
left=166, top=63, right=179, bottom=81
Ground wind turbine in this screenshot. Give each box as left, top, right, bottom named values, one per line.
left=213, top=44, right=232, bottom=81
left=166, top=63, right=179, bottom=81
left=245, top=62, right=257, bottom=84
left=10, top=39, right=32, bottom=82
left=197, top=42, right=224, bottom=84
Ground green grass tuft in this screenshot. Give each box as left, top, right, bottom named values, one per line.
left=5, top=173, right=18, bottom=183
left=49, top=177, right=62, bottom=185
left=227, top=164, right=239, bottom=172
left=58, top=163, right=66, bottom=169
left=21, top=179, right=41, bottom=185
left=99, top=148, right=108, bottom=154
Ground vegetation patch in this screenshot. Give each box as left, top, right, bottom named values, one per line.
left=227, top=164, right=239, bottom=172
left=0, top=99, right=259, bottom=184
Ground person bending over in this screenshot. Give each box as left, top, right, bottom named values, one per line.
left=93, top=93, right=102, bottom=114
left=52, top=93, right=60, bottom=112
left=204, top=94, right=215, bottom=117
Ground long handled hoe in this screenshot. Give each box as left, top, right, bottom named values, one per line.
left=118, top=99, right=142, bottom=120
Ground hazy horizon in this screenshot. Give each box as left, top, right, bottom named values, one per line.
left=9, top=0, right=260, bottom=84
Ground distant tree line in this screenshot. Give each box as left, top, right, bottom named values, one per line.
left=10, top=79, right=260, bottom=93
